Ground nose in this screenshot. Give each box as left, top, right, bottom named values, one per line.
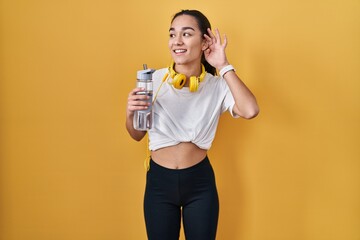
left=174, top=35, right=183, bottom=45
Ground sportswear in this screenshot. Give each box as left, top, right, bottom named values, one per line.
left=144, top=156, right=219, bottom=239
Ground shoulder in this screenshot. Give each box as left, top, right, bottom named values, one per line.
left=203, top=72, right=228, bottom=89
left=153, top=68, right=168, bottom=82
left=204, top=72, right=220, bottom=82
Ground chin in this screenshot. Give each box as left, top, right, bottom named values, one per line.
left=172, top=58, right=190, bottom=66
left=171, top=57, right=184, bottom=64
left=171, top=55, right=199, bottom=67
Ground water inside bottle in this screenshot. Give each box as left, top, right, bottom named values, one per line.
left=133, top=91, right=153, bottom=131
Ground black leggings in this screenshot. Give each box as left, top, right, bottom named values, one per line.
left=144, top=156, right=219, bottom=240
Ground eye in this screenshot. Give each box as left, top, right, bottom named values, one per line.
left=169, top=33, right=175, bottom=38
left=183, top=32, right=191, bottom=37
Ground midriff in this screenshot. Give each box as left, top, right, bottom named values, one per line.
left=151, top=142, right=207, bottom=169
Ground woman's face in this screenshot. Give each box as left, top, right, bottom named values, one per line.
left=168, top=15, right=207, bottom=67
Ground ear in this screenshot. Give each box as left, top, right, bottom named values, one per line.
left=201, top=40, right=209, bottom=51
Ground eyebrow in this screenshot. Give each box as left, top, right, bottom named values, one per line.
left=169, top=27, right=196, bottom=32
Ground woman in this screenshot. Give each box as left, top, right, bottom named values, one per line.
left=126, top=9, right=259, bottom=240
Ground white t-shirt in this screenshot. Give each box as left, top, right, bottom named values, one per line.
left=148, top=68, right=238, bottom=151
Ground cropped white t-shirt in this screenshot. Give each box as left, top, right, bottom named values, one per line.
left=148, top=68, right=238, bottom=151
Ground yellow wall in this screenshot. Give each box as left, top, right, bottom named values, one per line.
left=1, top=0, right=359, bottom=239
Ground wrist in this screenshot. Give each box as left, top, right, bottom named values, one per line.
left=217, top=62, right=230, bottom=71
left=219, top=64, right=235, bottom=78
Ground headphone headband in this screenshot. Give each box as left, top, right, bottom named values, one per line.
left=168, top=62, right=206, bottom=92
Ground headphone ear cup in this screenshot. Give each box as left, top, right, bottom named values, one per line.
left=172, top=73, right=186, bottom=89
left=189, top=76, right=199, bottom=92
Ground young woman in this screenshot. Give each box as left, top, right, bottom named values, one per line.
left=126, top=9, right=259, bottom=240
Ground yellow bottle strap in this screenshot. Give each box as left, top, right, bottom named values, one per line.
left=152, top=73, right=168, bottom=103
left=144, top=72, right=169, bottom=171
left=144, top=134, right=151, bottom=171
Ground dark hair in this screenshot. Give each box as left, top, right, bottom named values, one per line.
left=171, top=10, right=217, bottom=75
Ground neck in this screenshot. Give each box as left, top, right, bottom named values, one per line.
left=174, top=62, right=202, bottom=80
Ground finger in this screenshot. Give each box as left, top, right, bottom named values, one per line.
left=128, top=87, right=145, bottom=97
left=215, top=28, right=221, bottom=40
left=215, top=28, right=224, bottom=45
left=128, top=101, right=149, bottom=108
left=203, top=34, right=213, bottom=47
left=132, top=87, right=145, bottom=93
left=207, top=28, right=216, bottom=43
left=128, top=99, right=150, bottom=111
left=128, top=105, right=149, bottom=112
left=128, top=94, right=150, bottom=103
left=204, top=33, right=212, bottom=42
left=223, top=34, right=228, bottom=48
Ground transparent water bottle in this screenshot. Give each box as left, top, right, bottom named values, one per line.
left=133, top=64, right=155, bottom=131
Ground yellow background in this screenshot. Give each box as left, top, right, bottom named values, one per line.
left=1, top=0, right=359, bottom=239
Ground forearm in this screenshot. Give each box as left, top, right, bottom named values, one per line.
left=222, top=69, right=259, bottom=119
left=126, top=113, right=147, bottom=141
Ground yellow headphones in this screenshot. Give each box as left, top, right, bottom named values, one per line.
left=167, top=62, right=206, bottom=92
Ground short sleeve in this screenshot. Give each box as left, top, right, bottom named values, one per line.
left=220, top=78, right=240, bottom=118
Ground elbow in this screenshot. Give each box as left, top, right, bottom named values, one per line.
left=239, top=106, right=260, bottom=119
left=133, top=135, right=144, bottom=142
left=234, top=99, right=260, bottom=119
left=126, top=126, right=146, bottom=141
left=130, top=132, right=146, bottom=142
left=243, top=110, right=259, bottom=119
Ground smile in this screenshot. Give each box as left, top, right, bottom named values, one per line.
left=174, top=49, right=187, bottom=54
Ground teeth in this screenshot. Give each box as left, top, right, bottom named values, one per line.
left=174, top=49, right=186, bottom=53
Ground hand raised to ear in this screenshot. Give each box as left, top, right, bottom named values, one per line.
left=203, top=28, right=229, bottom=70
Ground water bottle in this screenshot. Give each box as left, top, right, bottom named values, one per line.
left=133, top=64, right=155, bottom=131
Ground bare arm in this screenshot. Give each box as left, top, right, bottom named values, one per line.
left=126, top=87, right=148, bottom=141
left=204, top=28, right=259, bottom=119
left=220, top=67, right=259, bottom=119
